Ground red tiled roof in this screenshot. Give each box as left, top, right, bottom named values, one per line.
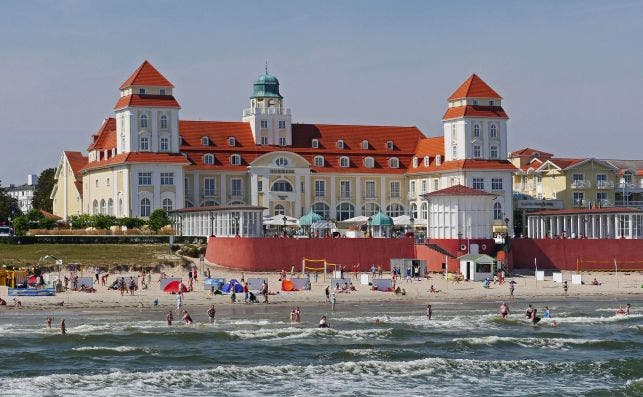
left=510, top=147, right=553, bottom=158
left=545, top=158, right=587, bottom=170
left=119, top=60, right=174, bottom=89
left=114, top=94, right=180, bottom=110
left=40, top=209, right=62, bottom=220
left=408, top=159, right=517, bottom=174
left=531, top=207, right=642, bottom=216
left=448, top=74, right=502, bottom=100
left=423, top=184, right=495, bottom=197
left=64, top=151, right=88, bottom=177
left=414, top=137, right=444, bottom=158
left=442, top=105, right=508, bottom=120
left=87, top=118, right=116, bottom=151
left=80, top=152, right=190, bottom=172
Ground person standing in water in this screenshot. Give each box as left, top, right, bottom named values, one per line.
left=525, top=305, right=534, bottom=319
left=543, top=306, right=551, bottom=318
left=46, top=316, right=52, bottom=328
left=182, top=310, right=193, bottom=325
left=176, top=293, right=183, bottom=313
left=563, top=281, right=569, bottom=297
left=531, top=308, right=541, bottom=325
left=166, top=311, right=173, bottom=325
left=325, top=286, right=330, bottom=303
left=426, top=304, right=432, bottom=320
left=319, top=315, right=330, bottom=328
left=60, top=319, right=66, bottom=335
left=509, top=282, right=515, bottom=298
left=499, top=302, right=509, bottom=319
left=207, top=305, right=216, bottom=324
left=331, top=292, right=337, bottom=311
left=295, top=307, right=301, bottom=322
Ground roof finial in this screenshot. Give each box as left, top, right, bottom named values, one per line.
left=265, top=60, right=268, bottom=75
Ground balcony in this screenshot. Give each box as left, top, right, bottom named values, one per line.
left=228, top=191, right=244, bottom=200
left=615, top=200, right=643, bottom=208
left=243, top=107, right=291, bottom=117
left=571, top=180, right=591, bottom=189
left=362, top=194, right=379, bottom=200
left=596, top=180, right=614, bottom=189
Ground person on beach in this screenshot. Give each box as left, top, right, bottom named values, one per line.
left=325, top=286, right=330, bottom=303
left=499, top=302, right=509, bottom=319
left=0, top=298, right=5, bottom=306
left=166, top=311, right=173, bottom=326
left=129, top=277, right=136, bottom=296
left=543, top=306, right=551, bottom=318
left=243, top=282, right=249, bottom=303
left=176, top=293, right=183, bottom=312
left=60, top=319, right=66, bottom=335
left=290, top=309, right=296, bottom=323
left=207, top=305, right=216, bottom=324
left=626, top=304, right=631, bottom=315
left=426, top=304, right=432, bottom=320
left=319, top=315, right=330, bottom=328
left=331, top=292, right=337, bottom=311
left=46, top=316, right=52, bottom=328
left=182, top=310, right=193, bottom=325
left=429, top=285, right=440, bottom=293
left=295, top=307, right=301, bottom=322
left=230, top=288, right=237, bottom=303
left=525, top=305, right=533, bottom=319
left=119, top=278, right=126, bottom=296
left=261, top=281, right=269, bottom=303
left=551, top=320, right=558, bottom=327
left=509, top=282, right=515, bottom=298
left=531, top=308, right=541, bottom=325
left=94, top=268, right=99, bottom=284
left=563, top=281, right=569, bottom=297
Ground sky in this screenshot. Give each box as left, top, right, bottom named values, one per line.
left=1, top=0, right=642, bottom=185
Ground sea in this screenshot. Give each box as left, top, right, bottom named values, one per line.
left=0, top=298, right=641, bottom=396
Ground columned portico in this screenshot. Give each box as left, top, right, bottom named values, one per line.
left=527, top=208, right=642, bottom=239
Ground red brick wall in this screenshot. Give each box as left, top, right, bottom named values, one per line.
left=205, top=237, right=416, bottom=272
left=508, top=238, right=643, bottom=271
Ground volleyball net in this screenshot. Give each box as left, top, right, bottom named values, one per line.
left=576, top=258, right=643, bottom=272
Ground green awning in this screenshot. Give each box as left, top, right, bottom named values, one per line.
left=299, top=209, right=322, bottom=226
left=369, top=211, right=393, bottom=226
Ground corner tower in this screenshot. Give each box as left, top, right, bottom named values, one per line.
left=242, top=65, right=292, bottom=146
left=442, top=74, right=508, bottom=162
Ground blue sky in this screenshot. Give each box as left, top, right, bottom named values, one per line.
left=1, top=0, right=642, bottom=184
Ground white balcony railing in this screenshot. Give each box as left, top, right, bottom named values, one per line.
left=242, top=107, right=291, bottom=117
left=571, top=180, right=591, bottom=189
left=596, top=180, right=614, bottom=189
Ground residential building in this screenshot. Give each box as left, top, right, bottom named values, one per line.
left=6, top=174, right=38, bottom=213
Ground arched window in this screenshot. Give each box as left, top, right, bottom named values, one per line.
left=139, top=114, right=148, bottom=129
left=363, top=157, right=374, bottom=168
left=160, top=114, right=168, bottom=129
left=493, top=202, right=502, bottom=220
left=271, top=180, right=294, bottom=192
left=230, top=154, right=241, bottom=165
left=339, top=156, right=350, bottom=168
left=140, top=198, right=151, bottom=217
left=336, top=202, right=354, bottom=221
left=411, top=203, right=418, bottom=219
left=201, top=136, right=210, bottom=146
left=362, top=202, right=380, bottom=217
left=412, top=157, right=418, bottom=168
left=203, top=154, right=214, bottom=165
left=490, top=123, right=497, bottom=138
left=228, top=137, right=236, bottom=147
left=314, top=156, right=324, bottom=167
left=386, top=203, right=405, bottom=217
left=92, top=200, right=98, bottom=214
left=420, top=202, right=428, bottom=220
left=313, top=202, right=330, bottom=219
left=361, top=140, right=369, bottom=150
left=274, top=204, right=285, bottom=216
left=162, top=198, right=173, bottom=211
left=107, top=199, right=113, bottom=215
left=275, top=157, right=288, bottom=167
left=100, top=199, right=106, bottom=214
left=386, top=140, right=394, bottom=150
left=389, top=157, right=399, bottom=168
left=424, top=156, right=430, bottom=167
left=336, top=139, right=345, bottom=149
left=473, top=124, right=480, bottom=137
left=203, top=200, right=217, bottom=207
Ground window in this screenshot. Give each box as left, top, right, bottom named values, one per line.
left=138, top=172, right=152, bottom=185
left=107, top=199, right=113, bottom=216
left=420, top=202, right=428, bottom=219
left=472, top=99, right=479, bottom=105
left=278, top=137, right=287, bottom=146
left=362, top=203, right=379, bottom=217
left=390, top=181, right=401, bottom=198
left=100, top=199, right=106, bottom=214
left=490, top=123, right=497, bottom=138
left=473, top=178, right=484, bottom=190
left=311, top=139, right=319, bottom=148
left=424, top=156, right=430, bottom=167
left=596, top=174, right=607, bottom=183
left=412, top=157, right=418, bottom=168
left=572, top=174, right=584, bottom=182
left=492, top=178, right=503, bottom=190
left=411, top=203, right=418, bottom=219
left=201, top=136, right=210, bottom=146
left=272, top=180, right=294, bottom=192
left=386, top=203, right=405, bottom=217
left=433, top=179, right=439, bottom=191
left=257, top=180, right=263, bottom=192
left=452, top=146, right=457, bottom=159
left=314, top=156, right=324, bottom=167
left=623, top=171, right=633, bottom=184
left=386, top=140, right=394, bottom=150
left=410, top=181, right=416, bottom=194
left=92, top=200, right=98, bottom=214
left=95, top=179, right=99, bottom=188
left=278, top=120, right=286, bottom=129
left=313, top=202, right=330, bottom=219
left=230, top=154, right=241, bottom=165
left=340, top=181, right=351, bottom=198
left=204, top=178, right=216, bottom=196
left=451, top=124, right=456, bottom=141
left=473, top=145, right=481, bottom=158
left=336, top=140, right=345, bottom=149
left=336, top=202, right=354, bottom=221
left=365, top=181, right=376, bottom=198
left=363, top=157, right=374, bottom=168
left=140, top=136, right=149, bottom=151
left=301, top=181, right=305, bottom=193
left=160, top=137, right=169, bottom=152
left=160, top=172, right=174, bottom=185
left=228, top=137, right=236, bottom=147
left=473, top=124, right=480, bottom=137
left=339, top=156, right=350, bottom=168
left=118, top=198, right=123, bottom=216
left=162, top=198, right=173, bottom=212
left=160, top=115, right=168, bottom=129
left=139, top=88, right=146, bottom=94
left=493, top=202, right=502, bottom=220
left=260, top=120, right=268, bottom=128
left=389, top=157, right=399, bottom=168
left=275, top=157, right=288, bottom=167
left=203, top=154, right=214, bottom=165
left=421, top=180, right=427, bottom=193
left=573, top=192, right=584, bottom=206
left=260, top=136, right=268, bottom=145
left=596, top=192, right=608, bottom=205
left=140, top=198, right=151, bottom=217
left=231, top=179, right=242, bottom=196
left=490, top=145, right=498, bottom=159
left=140, top=114, right=148, bottom=129
left=159, top=89, right=166, bottom=95
left=489, top=100, right=495, bottom=106
left=435, top=155, right=441, bottom=165
left=361, top=140, right=369, bottom=150
left=314, top=180, right=326, bottom=197
left=184, top=177, right=190, bottom=197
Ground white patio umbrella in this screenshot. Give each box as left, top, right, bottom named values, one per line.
left=263, top=216, right=299, bottom=226
left=341, top=215, right=369, bottom=224
left=392, top=215, right=412, bottom=226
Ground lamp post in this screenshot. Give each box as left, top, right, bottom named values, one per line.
left=504, top=217, right=510, bottom=239
left=282, top=215, right=287, bottom=236
left=620, top=177, right=627, bottom=206
left=457, top=231, right=463, bottom=252
left=178, top=214, right=183, bottom=237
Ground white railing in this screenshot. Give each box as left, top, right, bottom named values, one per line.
left=596, top=180, right=614, bottom=189
left=571, top=180, right=591, bottom=189
left=242, top=107, right=291, bottom=117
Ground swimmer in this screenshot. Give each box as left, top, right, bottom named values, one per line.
left=60, top=319, right=66, bottom=335
left=551, top=320, right=558, bottom=328
left=543, top=306, right=551, bottom=318
left=626, top=303, right=631, bottom=315
left=290, top=309, right=296, bottom=323
left=207, top=305, right=216, bottom=324
left=616, top=306, right=626, bottom=315
left=499, top=302, right=509, bottom=319
left=525, top=304, right=533, bottom=319
left=295, top=307, right=301, bottom=322
left=426, top=304, right=432, bottom=320
left=46, top=316, right=52, bottom=328
left=531, top=308, right=541, bottom=325
left=182, top=310, right=193, bottom=325
left=319, top=315, right=331, bottom=328
left=166, top=310, right=174, bottom=326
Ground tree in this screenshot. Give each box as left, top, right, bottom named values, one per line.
left=147, top=209, right=171, bottom=232
left=0, top=180, right=21, bottom=224
left=11, top=209, right=54, bottom=235
left=32, top=168, right=56, bottom=212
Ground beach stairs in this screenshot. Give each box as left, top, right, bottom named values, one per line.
left=426, top=243, right=457, bottom=258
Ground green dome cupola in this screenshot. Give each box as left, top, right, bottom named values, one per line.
left=251, top=64, right=282, bottom=99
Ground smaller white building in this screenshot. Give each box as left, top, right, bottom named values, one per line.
left=169, top=205, right=266, bottom=237
left=458, top=253, right=496, bottom=281
left=6, top=174, right=38, bottom=213
left=527, top=207, right=642, bottom=239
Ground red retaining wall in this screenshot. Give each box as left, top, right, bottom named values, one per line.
left=416, top=239, right=497, bottom=272
left=508, top=238, right=643, bottom=271
left=205, top=237, right=416, bottom=272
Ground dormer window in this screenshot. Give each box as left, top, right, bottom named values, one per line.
left=314, top=155, right=324, bottom=167
left=364, top=157, right=374, bottom=168
left=435, top=155, right=441, bottom=166
left=412, top=157, right=418, bottom=168
left=159, top=89, right=166, bottom=95
left=139, top=114, right=148, bottom=129
left=275, top=157, right=288, bottom=167
left=472, top=99, right=479, bottom=105
left=228, top=137, right=236, bottom=147
left=201, top=136, right=210, bottom=146
left=386, top=140, right=394, bottom=150
left=361, top=140, right=369, bottom=150
left=473, top=124, right=480, bottom=138
left=389, top=157, right=399, bottom=168
left=203, top=154, right=214, bottom=165
left=337, top=140, right=345, bottom=149
left=160, top=114, right=168, bottom=130
left=139, top=88, right=146, bottom=94
left=230, top=154, right=241, bottom=165
left=339, top=156, right=350, bottom=168
left=424, top=156, right=430, bottom=167
left=311, top=139, right=319, bottom=148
